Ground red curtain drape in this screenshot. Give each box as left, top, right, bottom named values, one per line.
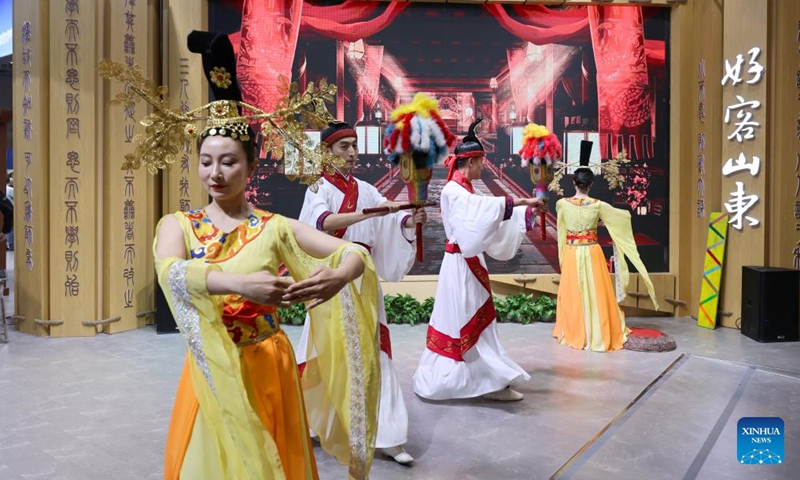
left=484, top=4, right=591, bottom=45
left=485, top=4, right=664, bottom=71
left=302, top=1, right=407, bottom=42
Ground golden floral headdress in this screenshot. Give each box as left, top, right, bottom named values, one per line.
left=98, top=60, right=343, bottom=189
left=548, top=149, right=630, bottom=195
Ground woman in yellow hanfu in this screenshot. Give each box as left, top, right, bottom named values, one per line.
left=152, top=115, right=381, bottom=478
left=553, top=164, right=659, bottom=352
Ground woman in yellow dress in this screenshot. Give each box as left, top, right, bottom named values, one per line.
left=154, top=119, right=381, bottom=479
left=553, top=167, right=659, bottom=352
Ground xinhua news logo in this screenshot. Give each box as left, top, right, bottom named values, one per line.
left=737, top=417, right=784, bottom=465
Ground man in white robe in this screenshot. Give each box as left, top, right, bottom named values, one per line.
left=297, top=121, right=425, bottom=464
left=413, top=119, right=542, bottom=402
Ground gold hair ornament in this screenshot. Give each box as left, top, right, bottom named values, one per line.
left=98, top=60, right=343, bottom=190
left=548, top=149, right=630, bottom=195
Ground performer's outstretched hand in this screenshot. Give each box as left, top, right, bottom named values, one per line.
left=404, top=207, right=427, bottom=227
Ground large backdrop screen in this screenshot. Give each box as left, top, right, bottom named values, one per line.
left=208, top=0, right=670, bottom=275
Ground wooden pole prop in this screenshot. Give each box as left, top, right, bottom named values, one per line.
left=362, top=201, right=436, bottom=215
left=400, top=152, right=433, bottom=262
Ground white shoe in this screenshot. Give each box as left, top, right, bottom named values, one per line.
left=380, top=446, right=414, bottom=465
left=482, top=387, right=523, bottom=402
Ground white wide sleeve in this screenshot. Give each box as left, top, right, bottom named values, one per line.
left=298, top=183, right=334, bottom=231
left=370, top=214, right=416, bottom=282
left=450, top=190, right=515, bottom=258
left=484, top=205, right=531, bottom=261
left=366, top=183, right=416, bottom=282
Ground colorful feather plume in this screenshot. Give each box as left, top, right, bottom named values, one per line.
left=383, top=93, right=457, bottom=168
left=518, top=123, right=562, bottom=168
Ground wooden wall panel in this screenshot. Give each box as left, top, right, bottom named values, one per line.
left=638, top=273, right=675, bottom=314
left=669, top=0, right=726, bottom=323
left=144, top=0, right=161, bottom=326
left=616, top=273, right=640, bottom=309
left=47, top=1, right=100, bottom=337
left=13, top=1, right=50, bottom=336
left=718, top=0, right=769, bottom=327
left=769, top=0, right=800, bottom=271
left=102, top=0, right=152, bottom=333
left=668, top=2, right=694, bottom=318
left=163, top=0, right=207, bottom=215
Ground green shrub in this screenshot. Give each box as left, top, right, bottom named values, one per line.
left=494, top=296, right=510, bottom=323
left=274, top=294, right=556, bottom=327
left=419, top=297, right=435, bottom=323
left=533, top=295, right=557, bottom=322
left=278, top=302, right=307, bottom=326
left=503, top=293, right=537, bottom=324
left=494, top=293, right=557, bottom=324
left=384, top=294, right=423, bottom=325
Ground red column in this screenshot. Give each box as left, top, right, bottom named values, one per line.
left=236, top=0, right=304, bottom=115
left=588, top=6, right=653, bottom=160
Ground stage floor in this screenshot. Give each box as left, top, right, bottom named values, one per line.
left=1, top=257, right=798, bottom=479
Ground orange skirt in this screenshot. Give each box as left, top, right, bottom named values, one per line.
left=164, top=331, right=319, bottom=479
left=553, top=244, right=627, bottom=352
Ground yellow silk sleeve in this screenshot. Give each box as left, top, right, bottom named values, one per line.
left=153, top=215, right=286, bottom=480
left=272, top=215, right=380, bottom=480
left=556, top=199, right=566, bottom=267
left=598, top=202, right=660, bottom=311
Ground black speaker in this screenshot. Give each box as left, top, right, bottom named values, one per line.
left=741, top=266, right=800, bottom=343
left=155, top=280, right=179, bottom=334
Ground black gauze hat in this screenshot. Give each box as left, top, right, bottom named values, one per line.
left=579, top=140, right=593, bottom=167
left=188, top=30, right=243, bottom=103
left=454, top=119, right=484, bottom=155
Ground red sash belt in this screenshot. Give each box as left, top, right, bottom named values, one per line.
left=566, top=229, right=598, bottom=246
left=445, top=241, right=461, bottom=254
left=426, top=242, right=497, bottom=361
